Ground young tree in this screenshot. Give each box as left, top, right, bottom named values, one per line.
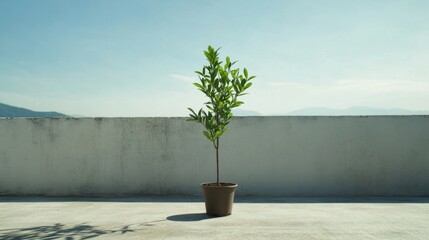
left=188, top=46, right=255, bottom=186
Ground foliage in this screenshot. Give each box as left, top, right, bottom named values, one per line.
left=188, top=46, right=254, bottom=149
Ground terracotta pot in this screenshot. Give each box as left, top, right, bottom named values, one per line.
left=201, top=182, right=238, bottom=216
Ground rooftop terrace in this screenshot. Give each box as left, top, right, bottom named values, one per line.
left=0, top=116, right=428, bottom=239
left=1, top=197, right=429, bottom=239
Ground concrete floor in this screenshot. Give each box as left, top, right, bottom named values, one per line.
left=0, top=197, right=428, bottom=239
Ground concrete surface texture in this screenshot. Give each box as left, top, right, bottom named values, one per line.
left=0, top=116, right=428, bottom=197
left=0, top=197, right=428, bottom=240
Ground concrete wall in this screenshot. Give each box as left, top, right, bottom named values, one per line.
left=0, top=116, right=428, bottom=197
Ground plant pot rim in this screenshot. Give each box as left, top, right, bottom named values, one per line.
left=201, top=182, right=238, bottom=188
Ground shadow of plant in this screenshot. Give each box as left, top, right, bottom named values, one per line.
left=0, top=220, right=165, bottom=240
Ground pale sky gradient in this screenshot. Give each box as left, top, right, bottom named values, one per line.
left=1, top=0, right=428, bottom=116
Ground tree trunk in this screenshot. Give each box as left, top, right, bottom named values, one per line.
left=216, top=137, right=220, bottom=186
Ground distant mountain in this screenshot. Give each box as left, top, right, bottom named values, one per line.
left=233, top=109, right=263, bottom=116
left=287, top=106, right=429, bottom=116
left=0, top=103, right=67, bottom=118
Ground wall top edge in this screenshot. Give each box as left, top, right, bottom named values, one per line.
left=1, top=115, right=429, bottom=121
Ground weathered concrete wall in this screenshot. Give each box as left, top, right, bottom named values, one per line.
left=0, top=116, right=428, bottom=197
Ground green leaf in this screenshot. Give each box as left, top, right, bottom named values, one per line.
left=193, top=82, right=204, bottom=89
left=232, top=101, right=244, bottom=108
left=186, top=116, right=196, bottom=121
left=204, top=51, right=211, bottom=61
left=215, top=47, right=221, bottom=54
left=241, top=79, right=246, bottom=87
left=243, top=82, right=252, bottom=90
left=188, top=108, right=197, bottom=117
left=214, top=131, right=222, bottom=139
left=232, top=83, right=239, bottom=94
left=244, top=68, right=248, bottom=79
left=203, top=131, right=212, bottom=140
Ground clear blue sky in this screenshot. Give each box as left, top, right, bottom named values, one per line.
left=1, top=0, right=428, bottom=116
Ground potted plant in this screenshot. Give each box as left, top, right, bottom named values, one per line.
left=188, top=46, right=254, bottom=216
